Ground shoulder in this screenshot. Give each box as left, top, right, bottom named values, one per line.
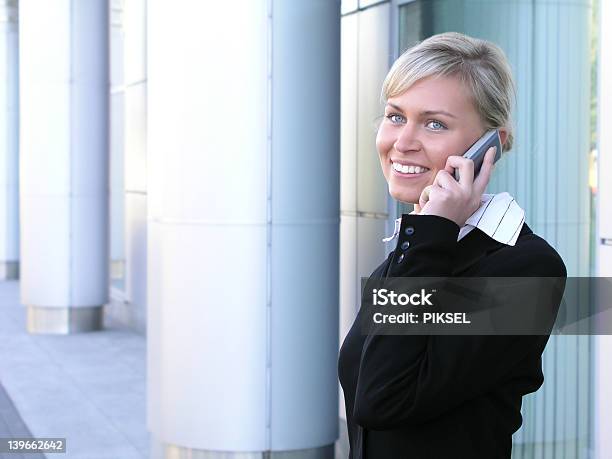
left=484, top=223, right=567, bottom=277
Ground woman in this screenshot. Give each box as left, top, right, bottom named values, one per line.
left=337, top=32, right=567, bottom=458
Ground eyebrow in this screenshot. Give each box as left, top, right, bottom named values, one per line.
left=386, top=103, right=457, bottom=119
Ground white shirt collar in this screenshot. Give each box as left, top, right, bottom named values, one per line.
left=382, top=192, right=525, bottom=246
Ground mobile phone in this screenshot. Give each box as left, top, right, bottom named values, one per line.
left=453, top=129, right=502, bottom=181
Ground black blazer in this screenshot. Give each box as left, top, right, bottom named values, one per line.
left=338, top=213, right=567, bottom=459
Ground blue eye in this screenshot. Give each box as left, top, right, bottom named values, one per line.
left=427, top=120, right=446, bottom=130
left=386, top=113, right=405, bottom=124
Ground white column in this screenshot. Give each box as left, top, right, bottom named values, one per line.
left=594, top=0, right=612, bottom=457
left=0, top=0, right=19, bottom=280
left=19, top=0, right=110, bottom=334
left=147, top=1, right=340, bottom=457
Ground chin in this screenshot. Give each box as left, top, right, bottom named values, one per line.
left=389, top=187, right=419, bottom=205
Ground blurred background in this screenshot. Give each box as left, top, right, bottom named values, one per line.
left=0, top=0, right=610, bottom=458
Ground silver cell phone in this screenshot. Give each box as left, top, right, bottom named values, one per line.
left=454, top=129, right=502, bottom=181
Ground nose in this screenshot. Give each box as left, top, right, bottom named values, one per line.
left=394, top=121, right=422, bottom=154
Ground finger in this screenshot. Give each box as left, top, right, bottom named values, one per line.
left=419, top=186, right=430, bottom=208
left=444, top=155, right=474, bottom=188
left=425, top=185, right=449, bottom=205
left=433, top=169, right=462, bottom=191
left=474, top=147, right=497, bottom=195
left=419, top=185, right=433, bottom=208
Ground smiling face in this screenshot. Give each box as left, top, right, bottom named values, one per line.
left=376, top=74, right=487, bottom=204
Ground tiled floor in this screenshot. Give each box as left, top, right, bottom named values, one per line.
left=0, top=281, right=149, bottom=459
left=0, top=280, right=352, bottom=459
left=0, top=383, right=45, bottom=459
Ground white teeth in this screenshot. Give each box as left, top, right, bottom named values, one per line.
left=392, top=162, right=429, bottom=174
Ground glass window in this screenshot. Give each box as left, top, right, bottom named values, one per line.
left=396, top=3, right=595, bottom=457
left=399, top=0, right=422, bottom=53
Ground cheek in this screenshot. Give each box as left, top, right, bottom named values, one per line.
left=426, top=135, right=466, bottom=170
left=376, top=127, right=394, bottom=156
left=425, top=146, right=451, bottom=171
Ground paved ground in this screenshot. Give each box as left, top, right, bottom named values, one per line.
left=0, top=383, right=45, bottom=459
left=0, top=281, right=149, bottom=459
left=0, top=280, right=352, bottom=459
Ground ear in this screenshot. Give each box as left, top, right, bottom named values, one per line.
left=498, top=128, right=509, bottom=148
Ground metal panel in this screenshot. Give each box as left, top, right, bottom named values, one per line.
left=270, top=224, right=340, bottom=448
left=357, top=3, right=390, bottom=215
left=110, top=92, right=126, bottom=275
left=341, top=13, right=358, bottom=213
left=342, top=0, right=358, bottom=16
left=19, top=195, right=71, bottom=305
left=124, top=0, right=146, bottom=84
left=124, top=192, right=147, bottom=327
left=125, top=82, right=147, bottom=193
left=147, top=1, right=268, bottom=224
left=147, top=220, right=269, bottom=449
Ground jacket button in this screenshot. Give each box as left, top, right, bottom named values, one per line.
left=401, top=241, right=410, bottom=250
left=396, top=253, right=405, bottom=264
left=405, top=226, right=415, bottom=236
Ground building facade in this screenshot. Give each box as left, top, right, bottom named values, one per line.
left=3, top=0, right=609, bottom=457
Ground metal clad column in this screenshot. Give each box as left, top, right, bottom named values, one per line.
left=270, top=0, right=340, bottom=452
left=147, top=0, right=340, bottom=457
left=0, top=0, right=19, bottom=280
left=19, top=0, right=110, bottom=333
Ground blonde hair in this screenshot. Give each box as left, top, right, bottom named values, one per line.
left=382, top=32, right=516, bottom=152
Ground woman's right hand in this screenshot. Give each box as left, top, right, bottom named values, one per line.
left=413, top=147, right=497, bottom=226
